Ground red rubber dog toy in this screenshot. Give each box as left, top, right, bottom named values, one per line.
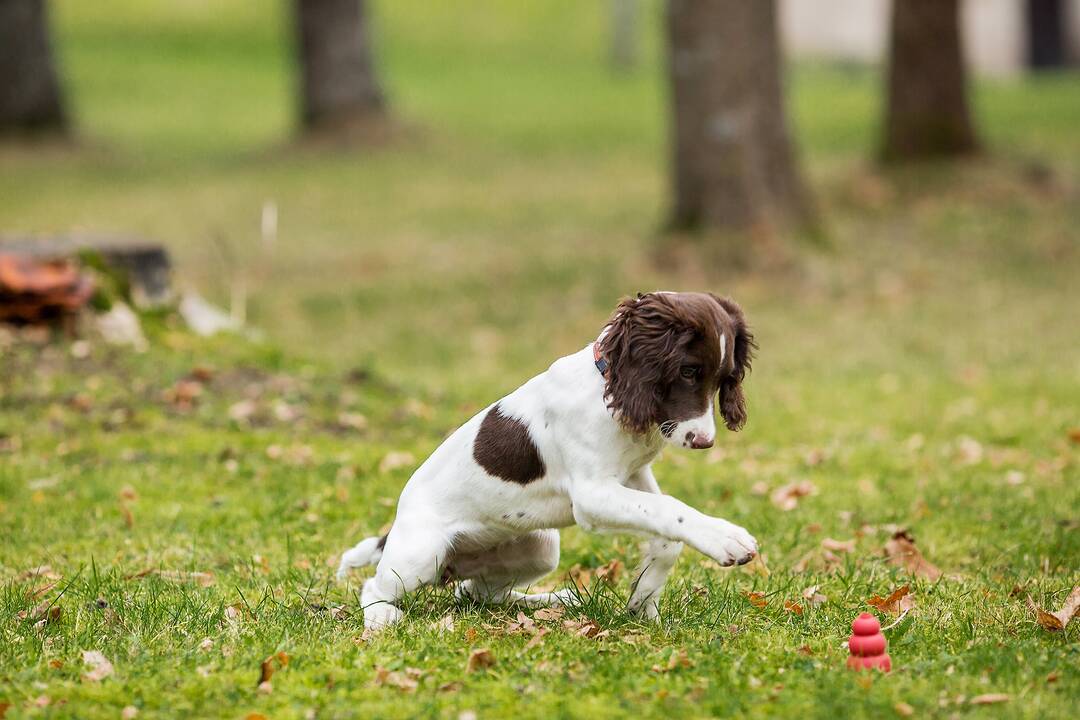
left=847, top=613, right=891, bottom=671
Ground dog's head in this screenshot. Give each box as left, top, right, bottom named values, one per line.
left=597, top=291, right=756, bottom=449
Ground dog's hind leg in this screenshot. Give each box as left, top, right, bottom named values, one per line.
left=453, top=529, right=573, bottom=608
left=361, top=518, right=451, bottom=630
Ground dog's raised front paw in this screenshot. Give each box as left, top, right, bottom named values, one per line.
left=696, top=520, right=757, bottom=567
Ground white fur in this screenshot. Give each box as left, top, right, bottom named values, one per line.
left=339, top=343, right=757, bottom=629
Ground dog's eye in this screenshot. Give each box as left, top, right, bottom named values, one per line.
left=680, top=365, right=699, bottom=380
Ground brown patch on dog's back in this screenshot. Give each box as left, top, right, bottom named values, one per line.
left=473, top=404, right=546, bottom=484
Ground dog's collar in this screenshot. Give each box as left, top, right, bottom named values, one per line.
left=593, top=342, right=608, bottom=376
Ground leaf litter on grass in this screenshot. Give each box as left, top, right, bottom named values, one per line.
left=1025, top=586, right=1080, bottom=632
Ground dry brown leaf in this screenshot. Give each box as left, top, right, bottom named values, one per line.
left=770, top=481, right=817, bottom=511
left=783, top=600, right=803, bottom=615
left=969, top=694, right=1010, bottom=705
left=244, top=714, right=268, bottom=720
left=258, top=651, right=289, bottom=686
left=19, top=601, right=61, bottom=625
left=379, top=451, right=415, bottom=474
left=466, top=648, right=495, bottom=673
left=868, top=585, right=914, bottom=615
left=523, top=628, right=549, bottom=650
left=594, top=559, right=623, bottom=585
left=652, top=648, right=693, bottom=673
left=430, top=615, right=455, bottom=633
left=796, top=645, right=813, bottom=656
left=120, top=502, right=134, bottom=529
left=505, top=611, right=538, bottom=635
left=745, top=591, right=768, bottom=609
left=802, top=585, right=827, bottom=607
left=533, top=606, right=564, bottom=622
left=821, top=538, right=856, bottom=553
left=373, top=666, right=421, bottom=692
left=438, top=681, right=464, bottom=693
left=1066, top=428, right=1080, bottom=444
left=1026, top=586, right=1080, bottom=631
left=0, top=702, right=10, bottom=719
left=739, top=554, right=771, bottom=578
left=82, top=650, right=114, bottom=682
left=884, top=530, right=942, bottom=580
left=567, top=564, right=593, bottom=589
left=893, top=701, right=914, bottom=717
left=16, top=565, right=61, bottom=583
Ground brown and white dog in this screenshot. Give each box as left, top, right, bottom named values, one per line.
left=338, top=291, right=758, bottom=628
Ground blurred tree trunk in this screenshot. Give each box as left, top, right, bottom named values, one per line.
left=666, top=0, right=811, bottom=234
left=1027, top=0, right=1066, bottom=69
left=0, top=0, right=67, bottom=136
left=610, top=0, right=639, bottom=73
left=294, top=0, right=386, bottom=133
left=882, top=0, right=978, bottom=162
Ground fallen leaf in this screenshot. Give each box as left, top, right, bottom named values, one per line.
left=505, top=611, right=538, bottom=635
left=1026, top=586, right=1080, bottom=631
left=745, top=591, right=767, bottom=609
left=740, top=554, right=771, bottom=578
left=867, top=585, right=914, bottom=615
left=466, top=648, right=495, bottom=673
left=258, top=651, right=289, bottom=686
left=523, top=628, right=549, bottom=650
left=567, top=564, right=593, bottom=589
left=120, top=502, right=134, bottom=529
left=379, top=451, right=415, bottom=474
left=431, top=615, right=455, bottom=633
left=373, top=666, right=421, bottom=692
left=82, top=650, right=114, bottom=682
left=594, top=559, right=623, bottom=585
left=802, top=585, right=828, bottom=606
left=652, top=648, right=693, bottom=673
left=821, top=538, right=856, bottom=553
left=969, top=694, right=1010, bottom=705
left=48, top=659, right=63, bottom=669
left=562, top=618, right=606, bottom=639
left=884, top=530, right=942, bottom=580
left=770, top=481, right=817, bottom=511
left=783, top=600, right=803, bottom=615
left=15, top=565, right=61, bottom=583
left=893, top=701, right=914, bottom=716
left=19, top=601, right=61, bottom=625
left=1066, top=428, right=1080, bottom=444
left=796, top=645, right=813, bottom=656
left=244, top=714, right=268, bottom=720
left=533, top=606, right=564, bottom=622
left=438, top=681, right=464, bottom=693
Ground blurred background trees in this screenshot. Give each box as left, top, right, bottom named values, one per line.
left=665, top=0, right=811, bottom=237
left=883, top=0, right=979, bottom=162
left=0, top=0, right=67, bottom=136
left=294, top=0, right=387, bottom=134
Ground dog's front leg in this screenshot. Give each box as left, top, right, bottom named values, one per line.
left=624, top=467, right=683, bottom=621
left=570, top=480, right=757, bottom=567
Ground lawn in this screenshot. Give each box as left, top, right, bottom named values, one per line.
left=1, top=1, right=1079, bottom=718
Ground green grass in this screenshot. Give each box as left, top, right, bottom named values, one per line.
left=1, top=1, right=1079, bottom=718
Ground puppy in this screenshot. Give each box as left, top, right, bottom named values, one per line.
left=338, top=291, right=758, bottom=628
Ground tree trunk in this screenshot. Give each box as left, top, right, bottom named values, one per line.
left=882, top=0, right=978, bottom=162
left=666, top=0, right=811, bottom=234
left=294, top=0, right=386, bottom=132
left=610, top=0, right=639, bottom=73
left=0, top=0, right=67, bottom=136
left=1027, top=0, right=1066, bottom=70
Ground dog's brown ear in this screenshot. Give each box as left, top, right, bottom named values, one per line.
left=599, top=294, right=689, bottom=435
left=711, top=295, right=756, bottom=431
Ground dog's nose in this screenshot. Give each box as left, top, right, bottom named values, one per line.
left=687, top=432, right=714, bottom=449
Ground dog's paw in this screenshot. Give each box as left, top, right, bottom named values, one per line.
left=362, top=602, right=403, bottom=630
left=696, top=520, right=757, bottom=567
left=627, top=597, right=661, bottom=622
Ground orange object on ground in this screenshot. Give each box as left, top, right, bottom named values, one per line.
left=0, top=253, right=94, bottom=324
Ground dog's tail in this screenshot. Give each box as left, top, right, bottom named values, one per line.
left=336, top=534, right=387, bottom=579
